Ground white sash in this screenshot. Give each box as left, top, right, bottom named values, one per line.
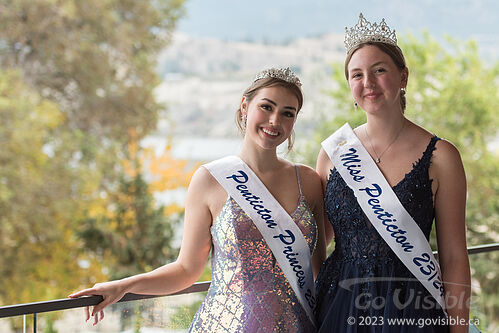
left=204, top=156, right=316, bottom=327
left=322, top=123, right=446, bottom=312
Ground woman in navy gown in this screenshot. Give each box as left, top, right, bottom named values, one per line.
left=315, top=14, right=471, bottom=332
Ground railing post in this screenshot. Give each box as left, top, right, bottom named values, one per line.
left=23, top=314, right=26, bottom=333
left=33, top=313, right=36, bottom=333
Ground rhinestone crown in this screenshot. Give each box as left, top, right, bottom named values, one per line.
left=344, top=13, right=397, bottom=53
left=253, top=67, right=302, bottom=87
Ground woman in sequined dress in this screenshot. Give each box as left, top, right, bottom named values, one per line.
left=70, top=68, right=326, bottom=332
left=314, top=14, right=470, bottom=333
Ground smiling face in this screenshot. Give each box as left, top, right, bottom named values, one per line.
left=241, top=85, right=299, bottom=151
left=347, top=44, right=408, bottom=115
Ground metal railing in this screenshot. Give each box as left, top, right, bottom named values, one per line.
left=0, top=281, right=211, bottom=319
left=1, top=243, right=498, bottom=332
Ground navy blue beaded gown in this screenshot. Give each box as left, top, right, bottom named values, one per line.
left=315, top=136, right=449, bottom=332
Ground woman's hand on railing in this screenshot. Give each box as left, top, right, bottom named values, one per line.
left=68, top=280, right=128, bottom=325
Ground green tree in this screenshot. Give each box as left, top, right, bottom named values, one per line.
left=78, top=135, right=197, bottom=330
left=0, top=69, right=106, bottom=331
left=300, top=33, right=499, bottom=330
left=0, top=1, right=185, bottom=329
left=0, top=0, right=185, bottom=214
left=0, top=0, right=184, bottom=140
left=78, top=133, right=197, bottom=278
left=78, top=158, right=181, bottom=279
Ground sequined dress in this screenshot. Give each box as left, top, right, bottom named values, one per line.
left=315, top=136, right=449, bottom=332
left=190, top=166, right=317, bottom=333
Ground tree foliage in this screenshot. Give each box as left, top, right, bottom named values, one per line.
left=76, top=140, right=197, bottom=332
left=300, top=32, right=499, bottom=330
left=78, top=138, right=197, bottom=279
left=0, top=69, right=105, bottom=307
left=0, top=0, right=186, bottom=312
left=0, top=0, right=184, bottom=139
left=79, top=172, right=180, bottom=279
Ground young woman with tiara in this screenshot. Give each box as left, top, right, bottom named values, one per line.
left=315, top=14, right=471, bottom=332
left=70, top=67, right=326, bottom=332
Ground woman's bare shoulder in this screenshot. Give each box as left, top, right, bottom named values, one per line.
left=432, top=138, right=464, bottom=171
left=295, top=163, right=321, bottom=184
left=294, top=163, right=323, bottom=204
left=187, top=165, right=226, bottom=204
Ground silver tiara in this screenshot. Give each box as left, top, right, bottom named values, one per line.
left=253, top=67, right=302, bottom=87
left=344, top=13, right=397, bottom=53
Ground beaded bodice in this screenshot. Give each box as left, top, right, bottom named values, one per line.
left=325, top=136, right=440, bottom=267
left=314, top=136, right=449, bottom=332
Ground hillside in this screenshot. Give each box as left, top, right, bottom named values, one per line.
left=154, top=32, right=345, bottom=139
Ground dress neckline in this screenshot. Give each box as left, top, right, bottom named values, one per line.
left=391, top=135, right=438, bottom=189
left=331, top=135, right=438, bottom=190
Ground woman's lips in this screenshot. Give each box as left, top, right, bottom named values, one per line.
left=364, top=92, right=381, bottom=99
left=262, top=127, right=279, bottom=137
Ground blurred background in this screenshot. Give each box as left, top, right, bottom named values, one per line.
left=0, top=0, right=497, bottom=331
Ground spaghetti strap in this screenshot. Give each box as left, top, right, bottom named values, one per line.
left=294, top=165, right=303, bottom=196
left=421, top=135, right=440, bottom=167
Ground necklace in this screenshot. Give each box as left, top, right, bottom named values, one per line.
left=364, top=120, right=405, bottom=164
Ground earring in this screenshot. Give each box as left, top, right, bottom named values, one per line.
left=401, top=87, right=406, bottom=94
left=354, top=101, right=358, bottom=111
left=241, top=114, right=247, bottom=131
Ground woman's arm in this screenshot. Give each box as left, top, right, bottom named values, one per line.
left=69, top=167, right=216, bottom=323
left=432, top=140, right=470, bottom=333
left=316, top=148, right=334, bottom=245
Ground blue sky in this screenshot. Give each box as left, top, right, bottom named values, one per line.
left=177, top=0, right=498, bottom=45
